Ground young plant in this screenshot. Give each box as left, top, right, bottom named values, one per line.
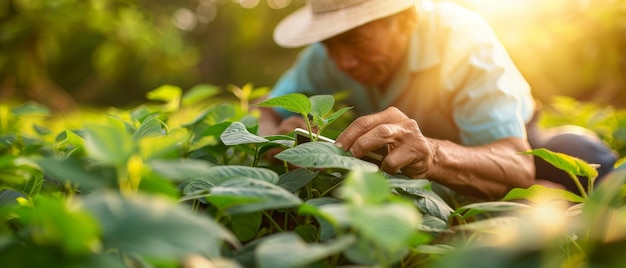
left=253, top=93, right=352, bottom=140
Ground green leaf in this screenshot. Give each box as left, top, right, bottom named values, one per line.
left=230, top=212, right=262, bottom=242
left=254, top=93, right=311, bottom=116
left=83, top=124, right=135, bottom=166
left=418, top=215, right=450, bottom=233
left=20, top=166, right=44, bottom=198
left=309, top=95, right=334, bottom=118
left=348, top=203, right=422, bottom=254
left=186, top=165, right=280, bottom=187
left=453, top=216, right=519, bottom=232
left=298, top=197, right=343, bottom=241
left=294, top=224, right=318, bottom=243
left=14, top=195, right=100, bottom=255
left=413, top=244, right=455, bottom=255
left=208, top=178, right=302, bottom=215
left=456, top=201, right=530, bottom=219
left=220, top=121, right=268, bottom=145
left=502, top=185, right=585, bottom=203
left=11, top=102, right=51, bottom=116
left=132, top=116, right=164, bottom=140
left=148, top=159, right=214, bottom=182
left=397, top=187, right=453, bottom=221
left=522, top=148, right=598, bottom=179
left=339, top=169, right=391, bottom=205
left=146, top=85, right=182, bottom=112
left=146, top=84, right=182, bottom=103
left=37, top=157, right=113, bottom=190
left=256, top=233, right=355, bottom=268
left=84, top=192, right=239, bottom=259
left=274, top=142, right=378, bottom=172
left=182, top=84, right=220, bottom=106
left=277, top=168, right=319, bottom=192
left=323, top=106, right=353, bottom=126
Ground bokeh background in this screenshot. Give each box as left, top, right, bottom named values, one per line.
left=1, top=0, right=625, bottom=112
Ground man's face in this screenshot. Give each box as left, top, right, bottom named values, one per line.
left=323, top=17, right=411, bottom=88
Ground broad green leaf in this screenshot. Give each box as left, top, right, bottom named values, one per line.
left=339, top=169, right=390, bottom=205
left=277, top=168, right=319, bottom=192
left=323, top=106, right=353, bottom=126
left=20, top=166, right=44, bottom=198
left=274, top=142, right=378, bottom=172
left=298, top=197, right=343, bottom=241
left=220, top=122, right=268, bottom=145
left=61, top=130, right=86, bottom=155
left=0, top=189, right=25, bottom=206
left=417, top=215, right=450, bottom=233
left=343, top=229, right=409, bottom=266
left=37, top=157, right=113, bottom=190
left=132, top=116, right=164, bottom=140
left=229, top=212, right=262, bottom=242
left=387, top=178, right=431, bottom=189
left=83, top=124, right=135, bottom=165
left=309, top=95, right=334, bottom=118
left=13, top=195, right=100, bottom=255
left=84, top=192, right=239, bottom=259
left=182, top=84, right=220, bottom=106
left=523, top=148, right=598, bottom=179
left=256, top=233, right=355, bottom=268
left=130, top=106, right=152, bottom=122
left=140, top=130, right=187, bottom=160
left=11, top=102, right=51, bottom=116
left=294, top=224, right=318, bottom=243
left=0, top=157, right=42, bottom=190
left=148, top=159, right=214, bottom=182
left=502, top=185, right=585, bottom=203
left=146, top=85, right=182, bottom=112
left=413, top=244, right=455, bottom=255
left=208, top=178, right=302, bottom=215
left=190, top=165, right=280, bottom=186
left=453, top=216, right=519, bottom=233
left=146, top=84, right=182, bottom=103
left=254, top=93, right=311, bottom=115
left=349, top=203, right=422, bottom=254
left=398, top=187, right=453, bottom=221
left=457, top=201, right=530, bottom=219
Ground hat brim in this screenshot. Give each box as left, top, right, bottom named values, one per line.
left=274, top=0, right=418, bottom=48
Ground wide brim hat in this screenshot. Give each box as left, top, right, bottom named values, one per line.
left=274, top=0, right=418, bottom=48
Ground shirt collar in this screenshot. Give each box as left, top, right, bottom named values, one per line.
left=408, top=0, right=440, bottom=72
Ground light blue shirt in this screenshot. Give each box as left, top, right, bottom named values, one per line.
left=270, top=1, right=535, bottom=146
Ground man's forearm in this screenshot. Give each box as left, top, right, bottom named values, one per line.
left=427, top=137, right=535, bottom=200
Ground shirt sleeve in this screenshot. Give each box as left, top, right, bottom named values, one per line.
left=438, top=4, right=534, bottom=146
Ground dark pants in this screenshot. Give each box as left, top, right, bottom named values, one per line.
left=525, top=110, right=618, bottom=194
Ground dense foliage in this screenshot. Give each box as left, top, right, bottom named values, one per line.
left=1, top=85, right=625, bottom=267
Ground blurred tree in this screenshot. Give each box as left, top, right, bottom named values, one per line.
left=0, top=0, right=201, bottom=111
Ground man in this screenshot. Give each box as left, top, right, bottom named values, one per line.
left=259, top=0, right=617, bottom=200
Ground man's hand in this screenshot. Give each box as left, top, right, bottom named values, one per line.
left=335, top=106, right=535, bottom=200
left=335, top=106, right=435, bottom=178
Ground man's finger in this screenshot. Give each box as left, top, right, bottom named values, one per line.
left=336, top=106, right=407, bottom=150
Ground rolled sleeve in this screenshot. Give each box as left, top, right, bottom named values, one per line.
left=441, top=5, right=533, bottom=146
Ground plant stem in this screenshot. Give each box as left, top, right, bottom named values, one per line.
left=568, top=172, right=588, bottom=199
left=320, top=180, right=344, bottom=197
left=303, top=113, right=315, bottom=141
left=262, top=211, right=284, bottom=232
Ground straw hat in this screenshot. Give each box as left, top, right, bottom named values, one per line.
left=274, top=0, right=418, bottom=48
